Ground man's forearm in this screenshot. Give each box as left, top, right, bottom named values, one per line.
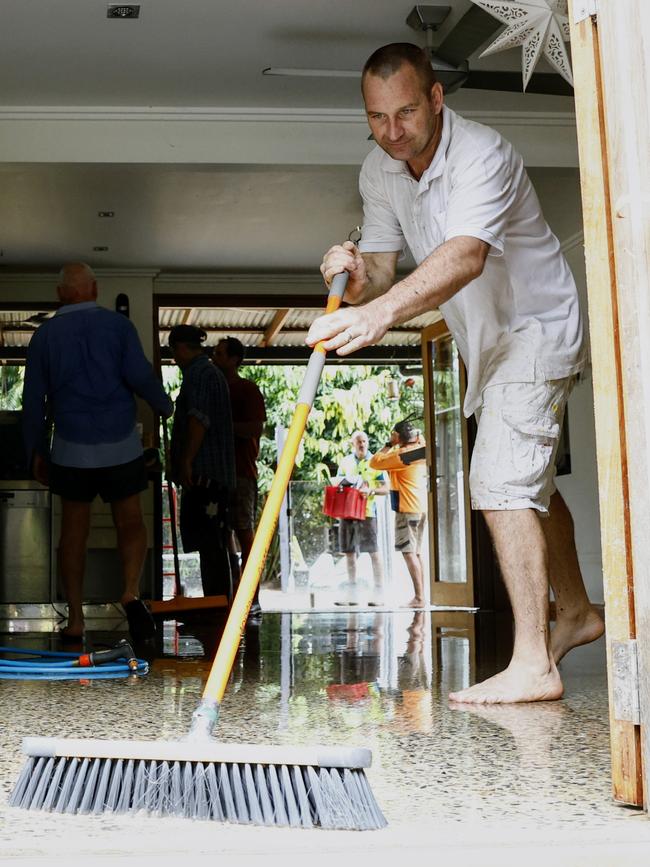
left=357, top=254, right=397, bottom=303
left=366, top=236, right=488, bottom=327
left=306, top=237, right=488, bottom=356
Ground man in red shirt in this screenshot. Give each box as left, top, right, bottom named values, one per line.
left=213, top=337, right=267, bottom=617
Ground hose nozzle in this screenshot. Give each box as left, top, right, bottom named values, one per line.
left=77, top=639, right=138, bottom=671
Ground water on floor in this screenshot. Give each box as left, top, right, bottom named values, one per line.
left=0, top=609, right=647, bottom=863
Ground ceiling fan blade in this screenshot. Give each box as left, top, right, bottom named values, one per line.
left=262, top=67, right=359, bottom=78
left=436, top=5, right=503, bottom=66
left=462, top=71, right=574, bottom=96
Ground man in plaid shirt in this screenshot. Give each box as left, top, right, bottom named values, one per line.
left=169, top=325, right=235, bottom=598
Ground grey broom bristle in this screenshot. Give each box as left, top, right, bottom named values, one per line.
left=9, top=757, right=387, bottom=830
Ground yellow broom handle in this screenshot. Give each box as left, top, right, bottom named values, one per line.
left=202, top=274, right=347, bottom=704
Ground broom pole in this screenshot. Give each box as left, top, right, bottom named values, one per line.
left=190, top=272, right=348, bottom=736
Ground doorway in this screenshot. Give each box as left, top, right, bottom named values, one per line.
left=153, top=293, right=436, bottom=611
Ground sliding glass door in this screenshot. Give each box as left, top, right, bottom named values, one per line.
left=422, top=321, right=474, bottom=607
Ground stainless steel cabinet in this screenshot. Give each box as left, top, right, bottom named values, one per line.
left=0, top=489, right=51, bottom=603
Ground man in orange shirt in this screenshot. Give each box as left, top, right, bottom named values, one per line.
left=369, top=418, right=427, bottom=608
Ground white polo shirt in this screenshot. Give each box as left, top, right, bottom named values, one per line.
left=358, top=105, right=585, bottom=416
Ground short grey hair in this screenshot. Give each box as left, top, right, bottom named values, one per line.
left=58, top=262, right=96, bottom=287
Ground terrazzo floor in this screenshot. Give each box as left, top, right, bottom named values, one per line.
left=1, top=609, right=649, bottom=866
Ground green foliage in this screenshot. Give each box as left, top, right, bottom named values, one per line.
left=241, top=363, right=424, bottom=494
left=161, top=361, right=426, bottom=492
left=161, top=360, right=426, bottom=585
left=0, top=366, right=25, bottom=411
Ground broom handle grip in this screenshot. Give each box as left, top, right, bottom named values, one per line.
left=200, top=272, right=348, bottom=708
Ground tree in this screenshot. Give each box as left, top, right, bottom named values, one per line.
left=0, top=366, right=25, bottom=410
left=163, top=361, right=424, bottom=489
left=243, top=363, right=424, bottom=493
left=162, top=360, right=425, bottom=584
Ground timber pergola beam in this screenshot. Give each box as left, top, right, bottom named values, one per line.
left=261, top=308, right=291, bottom=347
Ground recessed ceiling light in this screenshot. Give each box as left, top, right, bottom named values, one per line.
left=93, top=246, right=109, bottom=252
left=107, top=4, right=140, bottom=19
left=98, top=211, right=115, bottom=218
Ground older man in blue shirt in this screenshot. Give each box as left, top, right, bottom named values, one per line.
left=22, top=263, right=173, bottom=640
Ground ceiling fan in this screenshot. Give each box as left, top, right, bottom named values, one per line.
left=262, top=4, right=573, bottom=96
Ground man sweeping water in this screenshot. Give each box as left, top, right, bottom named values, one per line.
left=307, top=43, right=604, bottom=704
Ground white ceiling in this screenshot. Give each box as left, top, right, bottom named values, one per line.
left=0, top=0, right=580, bottom=272
left=1, top=0, right=570, bottom=109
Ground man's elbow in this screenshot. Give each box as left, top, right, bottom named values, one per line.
left=468, top=241, right=489, bottom=281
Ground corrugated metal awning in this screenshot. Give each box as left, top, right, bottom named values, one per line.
left=0, top=303, right=439, bottom=362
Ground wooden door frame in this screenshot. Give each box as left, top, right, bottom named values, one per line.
left=421, top=320, right=475, bottom=607
left=569, top=0, right=644, bottom=806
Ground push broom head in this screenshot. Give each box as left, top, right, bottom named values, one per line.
left=10, top=737, right=387, bottom=831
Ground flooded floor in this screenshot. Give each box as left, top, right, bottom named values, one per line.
left=0, top=609, right=648, bottom=865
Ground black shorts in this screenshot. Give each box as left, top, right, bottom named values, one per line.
left=339, top=516, right=378, bottom=554
left=232, top=476, right=258, bottom=532
left=49, top=456, right=148, bottom=504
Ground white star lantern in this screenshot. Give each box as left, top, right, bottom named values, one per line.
left=471, top=0, right=573, bottom=91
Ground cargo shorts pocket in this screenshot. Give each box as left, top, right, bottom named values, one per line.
left=490, top=410, right=561, bottom=500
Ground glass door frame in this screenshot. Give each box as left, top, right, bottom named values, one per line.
left=421, top=320, right=475, bottom=607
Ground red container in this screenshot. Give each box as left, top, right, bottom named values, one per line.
left=323, top=485, right=366, bottom=520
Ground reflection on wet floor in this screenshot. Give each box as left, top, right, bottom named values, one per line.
left=0, top=606, right=638, bottom=857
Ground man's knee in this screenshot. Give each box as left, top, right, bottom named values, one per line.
left=60, top=501, right=92, bottom=544
left=402, top=551, right=417, bottom=567
left=112, top=495, right=145, bottom=533
left=60, top=523, right=91, bottom=547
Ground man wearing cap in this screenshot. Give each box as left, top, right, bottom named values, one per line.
left=22, top=262, right=173, bottom=641
left=168, top=325, right=236, bottom=598
left=307, top=42, right=601, bottom=704
left=369, top=419, right=427, bottom=608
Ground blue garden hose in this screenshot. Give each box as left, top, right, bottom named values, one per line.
left=0, top=640, right=149, bottom=680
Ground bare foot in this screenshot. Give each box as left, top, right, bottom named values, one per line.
left=449, top=660, right=564, bottom=704
left=551, top=606, right=605, bottom=663
left=406, top=597, right=425, bottom=609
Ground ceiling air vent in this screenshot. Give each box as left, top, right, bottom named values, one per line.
left=107, top=4, right=140, bottom=18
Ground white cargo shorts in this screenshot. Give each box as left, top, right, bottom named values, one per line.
left=469, top=377, right=576, bottom=514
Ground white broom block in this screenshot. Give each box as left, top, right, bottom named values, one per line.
left=22, top=737, right=372, bottom=769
